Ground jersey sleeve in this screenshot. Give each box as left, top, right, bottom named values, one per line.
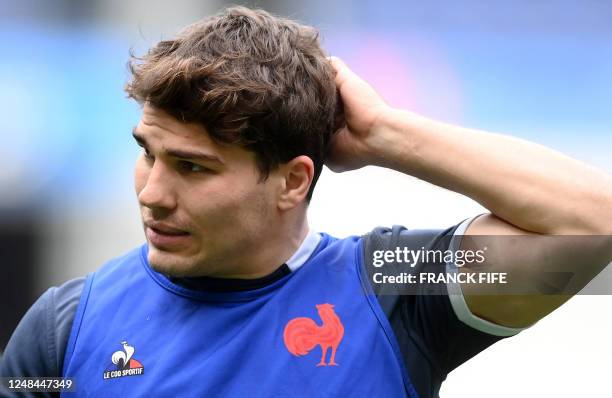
left=0, top=277, right=84, bottom=398
left=362, top=219, right=525, bottom=397
left=445, top=217, right=527, bottom=337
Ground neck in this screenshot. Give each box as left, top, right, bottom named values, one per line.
left=215, top=208, right=310, bottom=279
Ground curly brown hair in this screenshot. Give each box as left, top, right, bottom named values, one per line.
left=125, top=6, right=340, bottom=202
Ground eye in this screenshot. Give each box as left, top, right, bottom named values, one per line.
left=178, top=160, right=206, bottom=173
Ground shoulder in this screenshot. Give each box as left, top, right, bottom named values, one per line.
left=0, top=277, right=85, bottom=379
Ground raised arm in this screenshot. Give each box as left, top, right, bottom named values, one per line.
left=327, top=57, right=612, bottom=327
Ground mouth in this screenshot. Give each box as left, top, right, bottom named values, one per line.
left=145, top=222, right=191, bottom=250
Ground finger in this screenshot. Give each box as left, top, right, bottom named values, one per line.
left=328, top=56, right=351, bottom=88
left=328, top=55, right=347, bottom=69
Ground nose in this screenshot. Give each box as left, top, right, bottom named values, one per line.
left=137, top=161, right=177, bottom=211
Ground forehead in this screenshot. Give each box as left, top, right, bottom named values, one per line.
left=136, top=103, right=254, bottom=165
left=138, top=104, right=216, bottom=147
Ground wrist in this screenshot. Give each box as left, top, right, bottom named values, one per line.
left=366, top=107, right=426, bottom=170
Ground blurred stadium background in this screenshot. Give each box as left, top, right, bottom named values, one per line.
left=1, top=0, right=611, bottom=396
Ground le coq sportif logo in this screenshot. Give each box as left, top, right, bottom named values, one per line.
left=103, top=341, right=145, bottom=379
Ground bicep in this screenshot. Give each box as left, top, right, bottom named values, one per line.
left=461, top=213, right=611, bottom=327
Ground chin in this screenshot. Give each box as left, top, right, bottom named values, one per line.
left=147, top=247, right=199, bottom=277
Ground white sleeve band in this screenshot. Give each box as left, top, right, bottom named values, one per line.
left=446, top=215, right=528, bottom=337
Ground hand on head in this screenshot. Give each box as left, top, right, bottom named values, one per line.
left=326, top=56, right=391, bottom=173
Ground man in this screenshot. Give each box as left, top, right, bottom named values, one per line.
left=1, top=6, right=611, bottom=398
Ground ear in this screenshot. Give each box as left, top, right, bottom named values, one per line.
left=277, top=155, right=314, bottom=210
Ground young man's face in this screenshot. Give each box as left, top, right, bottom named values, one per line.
left=133, top=104, right=279, bottom=278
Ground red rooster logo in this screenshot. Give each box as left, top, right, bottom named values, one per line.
left=283, top=303, right=345, bottom=366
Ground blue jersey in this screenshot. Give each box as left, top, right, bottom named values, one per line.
left=62, top=234, right=413, bottom=397
left=1, top=222, right=523, bottom=397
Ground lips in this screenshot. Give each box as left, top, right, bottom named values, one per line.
left=144, top=221, right=191, bottom=250
left=149, top=224, right=188, bottom=235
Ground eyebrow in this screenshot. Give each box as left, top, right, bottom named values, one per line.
left=132, top=129, right=224, bottom=164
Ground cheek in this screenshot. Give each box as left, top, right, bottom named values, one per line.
left=234, top=179, right=277, bottom=223
left=189, top=177, right=271, bottom=225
